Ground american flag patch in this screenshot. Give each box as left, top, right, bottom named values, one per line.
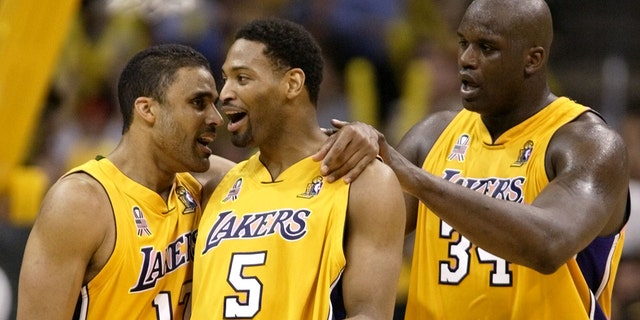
left=223, top=178, right=243, bottom=202
left=132, top=206, right=152, bottom=236
left=448, top=134, right=470, bottom=162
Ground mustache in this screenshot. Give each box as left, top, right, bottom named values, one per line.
left=220, top=100, right=240, bottom=109
left=202, top=126, right=217, bottom=134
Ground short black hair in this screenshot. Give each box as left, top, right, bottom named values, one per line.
left=235, top=18, right=323, bottom=105
left=117, top=44, right=211, bottom=133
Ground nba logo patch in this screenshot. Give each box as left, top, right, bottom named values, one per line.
left=512, top=140, right=534, bottom=167
left=132, top=206, right=152, bottom=236
left=448, top=134, right=470, bottom=162
left=177, top=186, right=197, bottom=214
left=223, top=178, right=243, bottom=202
left=298, top=176, right=324, bottom=199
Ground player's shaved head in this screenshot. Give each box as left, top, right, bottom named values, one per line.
left=463, top=0, right=553, bottom=51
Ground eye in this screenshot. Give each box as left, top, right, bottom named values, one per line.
left=193, top=96, right=216, bottom=110
left=237, top=74, right=250, bottom=84
left=192, top=98, right=207, bottom=109
left=480, top=43, right=494, bottom=53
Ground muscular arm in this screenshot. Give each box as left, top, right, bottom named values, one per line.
left=391, top=111, right=457, bottom=234
left=381, top=112, right=629, bottom=273
left=17, top=174, right=113, bottom=319
left=341, top=161, right=406, bottom=319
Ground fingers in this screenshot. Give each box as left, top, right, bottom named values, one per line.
left=321, top=122, right=379, bottom=183
left=324, top=148, right=377, bottom=184
left=319, top=132, right=350, bottom=180
left=315, top=119, right=380, bottom=183
left=320, top=127, right=339, bottom=136
left=311, top=134, right=335, bottom=164
left=314, top=119, right=350, bottom=163
left=330, top=118, right=350, bottom=129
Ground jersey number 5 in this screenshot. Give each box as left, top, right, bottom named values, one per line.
left=224, top=251, right=267, bottom=318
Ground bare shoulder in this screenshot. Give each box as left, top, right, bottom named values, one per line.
left=19, top=172, right=114, bottom=317
left=404, top=110, right=458, bottom=139
left=348, top=160, right=405, bottom=222
left=35, top=172, right=113, bottom=247
left=548, top=110, right=629, bottom=234
left=399, top=109, right=459, bottom=164
left=349, top=160, right=399, bottom=191
left=42, top=173, right=111, bottom=221
left=548, top=111, right=627, bottom=176
left=561, top=110, right=621, bottom=133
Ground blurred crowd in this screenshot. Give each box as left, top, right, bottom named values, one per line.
left=1, top=0, right=639, bottom=319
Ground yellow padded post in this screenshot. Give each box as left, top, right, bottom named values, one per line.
left=0, top=0, right=80, bottom=193
left=345, top=57, right=379, bottom=128
left=396, top=59, right=433, bottom=141
left=7, top=165, right=49, bottom=226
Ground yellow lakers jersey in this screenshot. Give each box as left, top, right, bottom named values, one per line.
left=192, top=154, right=349, bottom=319
left=69, top=158, right=202, bottom=320
left=405, top=97, right=625, bottom=320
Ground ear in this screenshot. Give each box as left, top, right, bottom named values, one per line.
left=284, top=68, right=305, bottom=99
left=134, top=96, right=156, bottom=125
left=524, top=46, right=545, bottom=75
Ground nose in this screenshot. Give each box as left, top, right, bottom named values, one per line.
left=207, top=102, right=224, bottom=127
left=219, top=80, right=234, bottom=105
left=459, top=45, right=477, bottom=70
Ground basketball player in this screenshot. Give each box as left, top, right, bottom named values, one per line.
left=191, top=18, right=406, bottom=319
left=316, top=0, right=631, bottom=318
left=17, top=44, right=228, bottom=319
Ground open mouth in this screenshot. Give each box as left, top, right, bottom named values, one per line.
left=461, top=79, right=476, bottom=90
left=197, top=137, right=211, bottom=146
left=460, top=75, right=480, bottom=98
left=196, top=133, right=215, bottom=153
left=197, top=130, right=215, bottom=144
left=224, top=110, right=248, bottom=133
left=226, top=111, right=247, bottom=124
left=195, top=136, right=213, bottom=156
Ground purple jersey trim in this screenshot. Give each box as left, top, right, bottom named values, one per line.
left=576, top=234, right=619, bottom=320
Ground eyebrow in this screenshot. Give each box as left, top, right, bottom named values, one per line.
left=223, top=64, right=252, bottom=74
left=190, top=91, right=219, bottom=104
left=192, top=91, right=215, bottom=99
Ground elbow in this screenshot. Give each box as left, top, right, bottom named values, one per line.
left=530, top=259, right=563, bottom=275
left=524, top=240, right=572, bottom=275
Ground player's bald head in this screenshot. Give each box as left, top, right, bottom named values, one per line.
left=462, top=0, right=553, bottom=50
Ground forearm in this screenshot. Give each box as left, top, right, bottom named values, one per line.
left=383, top=144, right=431, bottom=197
left=385, top=146, right=579, bottom=272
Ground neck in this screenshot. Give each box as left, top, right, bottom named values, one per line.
left=483, top=88, right=557, bottom=141
left=108, top=136, right=176, bottom=200
left=257, top=126, right=327, bottom=181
